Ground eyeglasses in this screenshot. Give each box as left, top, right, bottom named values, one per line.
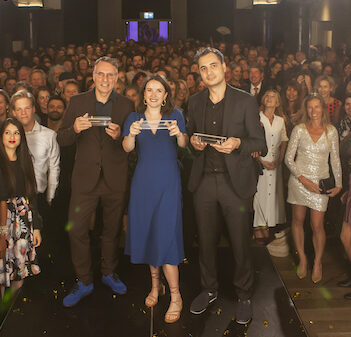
left=94, top=72, right=117, bottom=80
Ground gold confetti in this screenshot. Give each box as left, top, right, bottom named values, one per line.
left=53, top=290, right=58, bottom=294
left=48, top=254, right=51, bottom=258
left=142, top=310, right=146, bottom=314
left=309, top=320, right=314, bottom=325
left=112, top=294, right=117, bottom=299
left=264, top=320, right=269, bottom=327
left=289, top=318, right=294, bottom=324
left=329, top=324, right=334, bottom=329
left=23, top=297, right=27, bottom=302
left=223, top=329, right=230, bottom=335
left=216, top=308, right=222, bottom=315
left=43, top=331, right=47, bottom=335
left=183, top=258, right=189, bottom=264
left=293, top=292, right=301, bottom=298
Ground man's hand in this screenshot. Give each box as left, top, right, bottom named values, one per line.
left=251, top=152, right=261, bottom=158
left=210, top=137, right=241, bottom=154
left=73, top=113, right=92, bottom=134
left=105, top=122, right=121, bottom=140
left=190, top=135, right=207, bottom=151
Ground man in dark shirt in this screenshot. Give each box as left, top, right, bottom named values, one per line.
left=187, top=48, right=267, bottom=324
left=57, top=57, right=134, bottom=307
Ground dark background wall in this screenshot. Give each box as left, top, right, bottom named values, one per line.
left=63, top=0, right=97, bottom=45
left=122, top=0, right=170, bottom=19
left=187, top=0, right=233, bottom=42
left=1, top=0, right=351, bottom=57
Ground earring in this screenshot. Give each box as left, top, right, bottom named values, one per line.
left=161, top=99, right=166, bottom=107
left=144, top=98, right=147, bottom=105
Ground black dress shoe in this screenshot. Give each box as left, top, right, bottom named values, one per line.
left=236, top=299, right=252, bottom=324
left=337, top=278, right=351, bottom=288
left=344, top=292, right=351, bottom=300
left=190, top=290, right=218, bottom=314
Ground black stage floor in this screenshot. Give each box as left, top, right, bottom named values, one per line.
left=0, top=239, right=308, bottom=337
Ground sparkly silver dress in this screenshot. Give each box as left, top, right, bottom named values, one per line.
left=285, top=123, right=342, bottom=212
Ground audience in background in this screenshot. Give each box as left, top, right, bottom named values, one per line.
left=2, top=37, right=351, bottom=299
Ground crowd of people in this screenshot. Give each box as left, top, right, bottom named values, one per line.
left=1, top=37, right=351, bottom=325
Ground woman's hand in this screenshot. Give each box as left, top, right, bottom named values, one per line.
left=260, top=159, right=276, bottom=170
left=129, top=118, right=143, bottom=137
left=341, top=191, right=348, bottom=204
left=327, top=186, right=342, bottom=198
left=167, top=120, right=181, bottom=137
left=33, top=229, right=42, bottom=248
left=298, top=175, right=321, bottom=194
left=0, top=235, right=6, bottom=259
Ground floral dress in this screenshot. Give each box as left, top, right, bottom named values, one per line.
left=0, top=161, right=40, bottom=287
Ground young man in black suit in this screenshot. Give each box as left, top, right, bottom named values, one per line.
left=187, top=47, right=267, bottom=324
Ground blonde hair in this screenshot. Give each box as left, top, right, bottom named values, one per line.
left=314, top=75, right=336, bottom=95
left=10, top=89, right=35, bottom=113
left=300, top=93, right=331, bottom=143
left=261, top=89, right=284, bottom=118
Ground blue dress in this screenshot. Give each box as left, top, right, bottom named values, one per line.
left=122, top=109, right=185, bottom=267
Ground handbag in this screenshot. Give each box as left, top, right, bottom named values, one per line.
left=319, top=155, right=335, bottom=194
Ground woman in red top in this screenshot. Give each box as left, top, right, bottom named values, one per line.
left=315, top=75, right=342, bottom=125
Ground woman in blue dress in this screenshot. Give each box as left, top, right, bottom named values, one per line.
left=122, top=75, right=188, bottom=323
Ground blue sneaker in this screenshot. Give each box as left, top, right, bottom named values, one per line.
left=63, top=281, right=94, bottom=307
left=101, top=273, right=127, bottom=294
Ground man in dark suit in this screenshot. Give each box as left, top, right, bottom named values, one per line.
left=242, top=64, right=268, bottom=105
left=57, top=57, right=134, bottom=307
left=187, top=48, right=267, bottom=324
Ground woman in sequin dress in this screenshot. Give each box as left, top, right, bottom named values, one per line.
left=285, top=94, right=342, bottom=283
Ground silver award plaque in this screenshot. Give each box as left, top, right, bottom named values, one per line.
left=88, top=116, right=111, bottom=127
left=140, top=120, right=176, bottom=130
left=193, top=132, right=227, bottom=145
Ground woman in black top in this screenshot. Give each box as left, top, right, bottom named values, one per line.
left=0, top=118, right=41, bottom=295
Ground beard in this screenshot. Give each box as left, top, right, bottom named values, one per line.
left=48, top=111, right=63, bottom=121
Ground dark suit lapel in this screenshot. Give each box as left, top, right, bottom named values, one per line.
left=199, top=89, right=208, bottom=133
left=86, top=90, right=97, bottom=115
left=222, top=84, right=232, bottom=136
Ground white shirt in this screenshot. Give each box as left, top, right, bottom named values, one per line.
left=250, top=82, right=262, bottom=96
left=25, top=121, right=60, bottom=202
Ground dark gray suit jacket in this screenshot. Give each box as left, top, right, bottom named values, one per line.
left=57, top=89, right=134, bottom=194
left=187, top=84, right=267, bottom=199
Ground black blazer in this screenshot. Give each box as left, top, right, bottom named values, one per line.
left=187, top=84, right=267, bottom=199
left=57, top=89, right=134, bottom=193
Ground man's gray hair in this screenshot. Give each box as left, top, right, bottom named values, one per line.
left=94, top=56, right=118, bottom=74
